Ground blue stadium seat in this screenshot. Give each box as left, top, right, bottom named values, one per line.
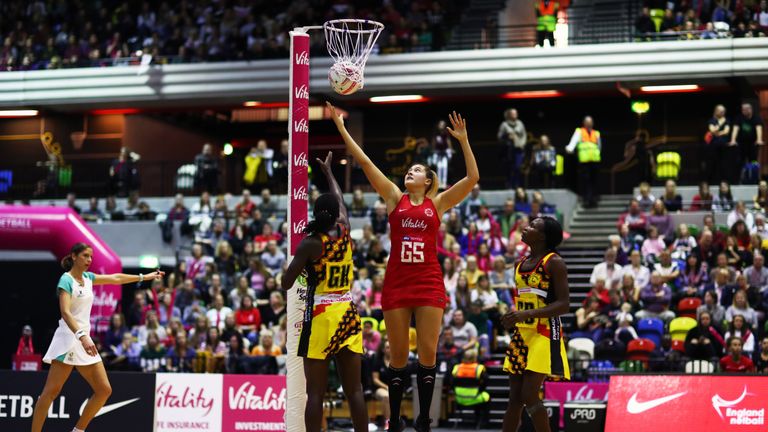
left=637, top=318, right=664, bottom=346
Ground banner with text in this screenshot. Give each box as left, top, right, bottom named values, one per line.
left=606, top=375, right=768, bottom=432
left=155, top=373, right=223, bottom=432
left=222, top=374, right=286, bottom=432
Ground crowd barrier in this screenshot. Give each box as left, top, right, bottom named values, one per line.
left=0, top=370, right=285, bottom=432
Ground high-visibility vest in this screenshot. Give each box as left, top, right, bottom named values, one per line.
left=537, top=1, right=559, bottom=32
left=576, top=127, right=601, bottom=163
left=451, top=362, right=487, bottom=406
left=656, top=151, right=680, bottom=179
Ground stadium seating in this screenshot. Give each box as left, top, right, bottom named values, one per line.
left=677, top=298, right=702, bottom=319
left=637, top=318, right=664, bottom=347
left=669, top=317, right=697, bottom=342
left=684, top=360, right=715, bottom=374
left=626, top=338, right=655, bottom=362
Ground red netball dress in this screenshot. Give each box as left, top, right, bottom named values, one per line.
left=382, top=194, right=447, bottom=310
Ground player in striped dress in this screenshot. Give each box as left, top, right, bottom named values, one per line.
left=282, top=152, right=367, bottom=432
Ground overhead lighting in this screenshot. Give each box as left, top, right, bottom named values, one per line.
left=640, top=84, right=700, bottom=93
left=138, top=255, right=159, bottom=269
left=243, top=101, right=261, bottom=107
left=369, top=95, right=426, bottom=103
left=502, top=90, right=562, bottom=99
left=91, top=108, right=139, bottom=115
left=0, top=110, right=39, bottom=117
left=223, top=143, right=234, bottom=155
left=339, top=158, right=348, bottom=165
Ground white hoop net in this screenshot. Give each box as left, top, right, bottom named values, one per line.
left=324, top=19, right=383, bottom=87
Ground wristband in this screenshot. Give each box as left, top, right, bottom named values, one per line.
left=139, top=273, right=144, bottom=283
left=75, top=329, right=87, bottom=340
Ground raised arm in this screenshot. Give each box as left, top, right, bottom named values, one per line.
left=316, top=151, right=349, bottom=228
left=327, top=102, right=401, bottom=210
left=281, top=237, right=322, bottom=290
left=434, top=111, right=479, bottom=215
left=93, top=270, right=164, bottom=285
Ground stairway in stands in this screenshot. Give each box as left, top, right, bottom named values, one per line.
left=445, top=0, right=507, bottom=50
left=568, top=0, right=641, bottom=45
left=451, top=195, right=631, bottom=428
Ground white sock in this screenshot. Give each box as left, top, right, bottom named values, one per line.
left=72, top=428, right=85, bottom=432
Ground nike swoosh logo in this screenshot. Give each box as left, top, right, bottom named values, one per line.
left=79, top=398, right=140, bottom=417
left=626, top=391, right=687, bottom=414
left=398, top=208, right=408, bottom=212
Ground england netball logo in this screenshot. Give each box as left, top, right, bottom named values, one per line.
left=424, top=208, right=434, bottom=217
left=712, top=386, right=764, bottom=426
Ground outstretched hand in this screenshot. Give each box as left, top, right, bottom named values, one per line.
left=446, top=111, right=468, bottom=143
left=316, top=151, right=333, bottom=172
left=326, top=102, right=344, bottom=130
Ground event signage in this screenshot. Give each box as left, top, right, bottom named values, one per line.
left=222, top=374, right=287, bottom=432
left=606, top=375, right=768, bottom=431
left=155, top=373, right=223, bottom=432
left=0, top=370, right=154, bottom=431
left=544, top=381, right=609, bottom=429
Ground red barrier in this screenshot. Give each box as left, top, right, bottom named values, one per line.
left=606, top=375, right=768, bottom=431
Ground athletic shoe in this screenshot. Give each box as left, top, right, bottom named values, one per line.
left=413, top=416, right=432, bottom=432
left=385, top=416, right=407, bottom=432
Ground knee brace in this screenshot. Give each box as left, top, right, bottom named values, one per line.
left=525, top=400, right=545, bottom=417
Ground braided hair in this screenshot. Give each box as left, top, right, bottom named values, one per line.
left=304, top=193, right=340, bottom=236
left=540, top=217, right=563, bottom=253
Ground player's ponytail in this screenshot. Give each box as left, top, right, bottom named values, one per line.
left=61, top=242, right=91, bottom=271
left=304, top=193, right=340, bottom=236
left=425, top=167, right=439, bottom=198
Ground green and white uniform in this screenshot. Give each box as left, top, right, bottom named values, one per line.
left=43, top=272, right=102, bottom=365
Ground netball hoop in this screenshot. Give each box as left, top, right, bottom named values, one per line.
left=286, top=19, right=383, bottom=432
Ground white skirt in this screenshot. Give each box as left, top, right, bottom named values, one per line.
left=43, top=326, right=102, bottom=366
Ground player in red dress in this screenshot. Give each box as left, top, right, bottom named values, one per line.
left=328, top=102, right=479, bottom=432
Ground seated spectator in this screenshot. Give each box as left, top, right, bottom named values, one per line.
left=362, top=319, right=382, bottom=355
left=728, top=201, right=755, bottom=232
left=617, top=199, right=648, bottom=238
left=725, top=291, right=759, bottom=330
left=636, top=182, right=655, bottom=213
left=352, top=267, right=372, bottom=312
left=641, top=226, right=666, bottom=264
left=231, top=276, right=256, bottom=310
left=253, top=224, right=280, bottom=253
left=690, top=181, right=714, bottom=211
left=591, top=248, right=623, bottom=290
left=573, top=297, right=607, bottom=342
left=450, top=310, right=478, bottom=352
left=475, top=206, right=494, bottom=235
left=365, top=239, right=389, bottom=272
left=467, top=301, right=491, bottom=360
left=471, top=276, right=499, bottom=319
left=438, top=327, right=463, bottom=369
left=744, top=253, right=768, bottom=292
left=366, top=273, right=385, bottom=320
left=661, top=179, right=683, bottom=212
left=370, top=201, right=388, bottom=235
left=671, top=224, right=697, bottom=261
left=167, top=193, right=190, bottom=221
left=124, top=192, right=140, bottom=220
left=206, top=294, right=234, bottom=331
left=709, top=253, right=737, bottom=284
left=235, top=295, right=261, bottom=343
left=226, top=334, right=248, bottom=374
left=166, top=331, right=196, bottom=373
left=260, top=240, right=286, bottom=276
left=693, top=229, right=721, bottom=269
left=684, top=311, right=725, bottom=361
left=752, top=213, right=768, bottom=239
left=720, top=336, right=755, bottom=372
left=251, top=330, right=283, bottom=356
left=111, top=332, right=142, bottom=371
left=702, top=214, right=727, bottom=249
left=636, top=272, right=676, bottom=323
left=698, top=289, right=726, bottom=325
left=724, top=236, right=749, bottom=270
left=754, top=337, right=768, bottom=374
left=258, top=188, right=277, bottom=219
left=136, top=201, right=156, bottom=220
left=496, top=199, right=517, bottom=238
left=613, top=303, right=638, bottom=344
left=82, top=197, right=105, bottom=222
left=261, top=291, right=286, bottom=329
left=348, top=188, right=369, bottom=217
left=460, top=223, right=484, bottom=257
left=712, top=181, right=735, bottom=212
left=508, top=216, right=530, bottom=260
left=243, top=258, right=269, bottom=297
left=618, top=273, right=640, bottom=309
left=586, top=278, right=611, bottom=309
left=450, top=275, right=473, bottom=317
left=235, top=189, right=256, bottom=218
left=135, top=310, right=168, bottom=346
left=140, top=331, right=167, bottom=372
left=621, top=250, right=650, bottom=292
left=476, top=243, right=493, bottom=273
left=220, top=315, right=241, bottom=346
left=648, top=200, right=674, bottom=240
left=438, top=223, right=459, bottom=259
left=513, top=187, right=530, bottom=214
left=679, top=253, right=708, bottom=299
left=488, top=256, right=514, bottom=307
left=635, top=7, right=655, bottom=36
left=654, top=250, right=681, bottom=287
left=462, top=255, right=485, bottom=290
left=199, top=327, right=227, bottom=372
left=753, top=180, right=768, bottom=211
left=104, top=313, right=128, bottom=352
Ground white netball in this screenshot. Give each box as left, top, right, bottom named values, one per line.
left=328, top=63, right=362, bottom=95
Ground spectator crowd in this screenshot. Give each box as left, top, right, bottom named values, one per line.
left=636, top=0, right=768, bottom=40
left=0, top=0, right=465, bottom=71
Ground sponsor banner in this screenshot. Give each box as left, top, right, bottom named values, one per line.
left=155, top=373, right=223, bottom=432
left=606, top=375, right=768, bottom=432
left=222, top=375, right=286, bottom=432
left=0, top=370, right=154, bottom=432
left=544, top=381, right=609, bottom=429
